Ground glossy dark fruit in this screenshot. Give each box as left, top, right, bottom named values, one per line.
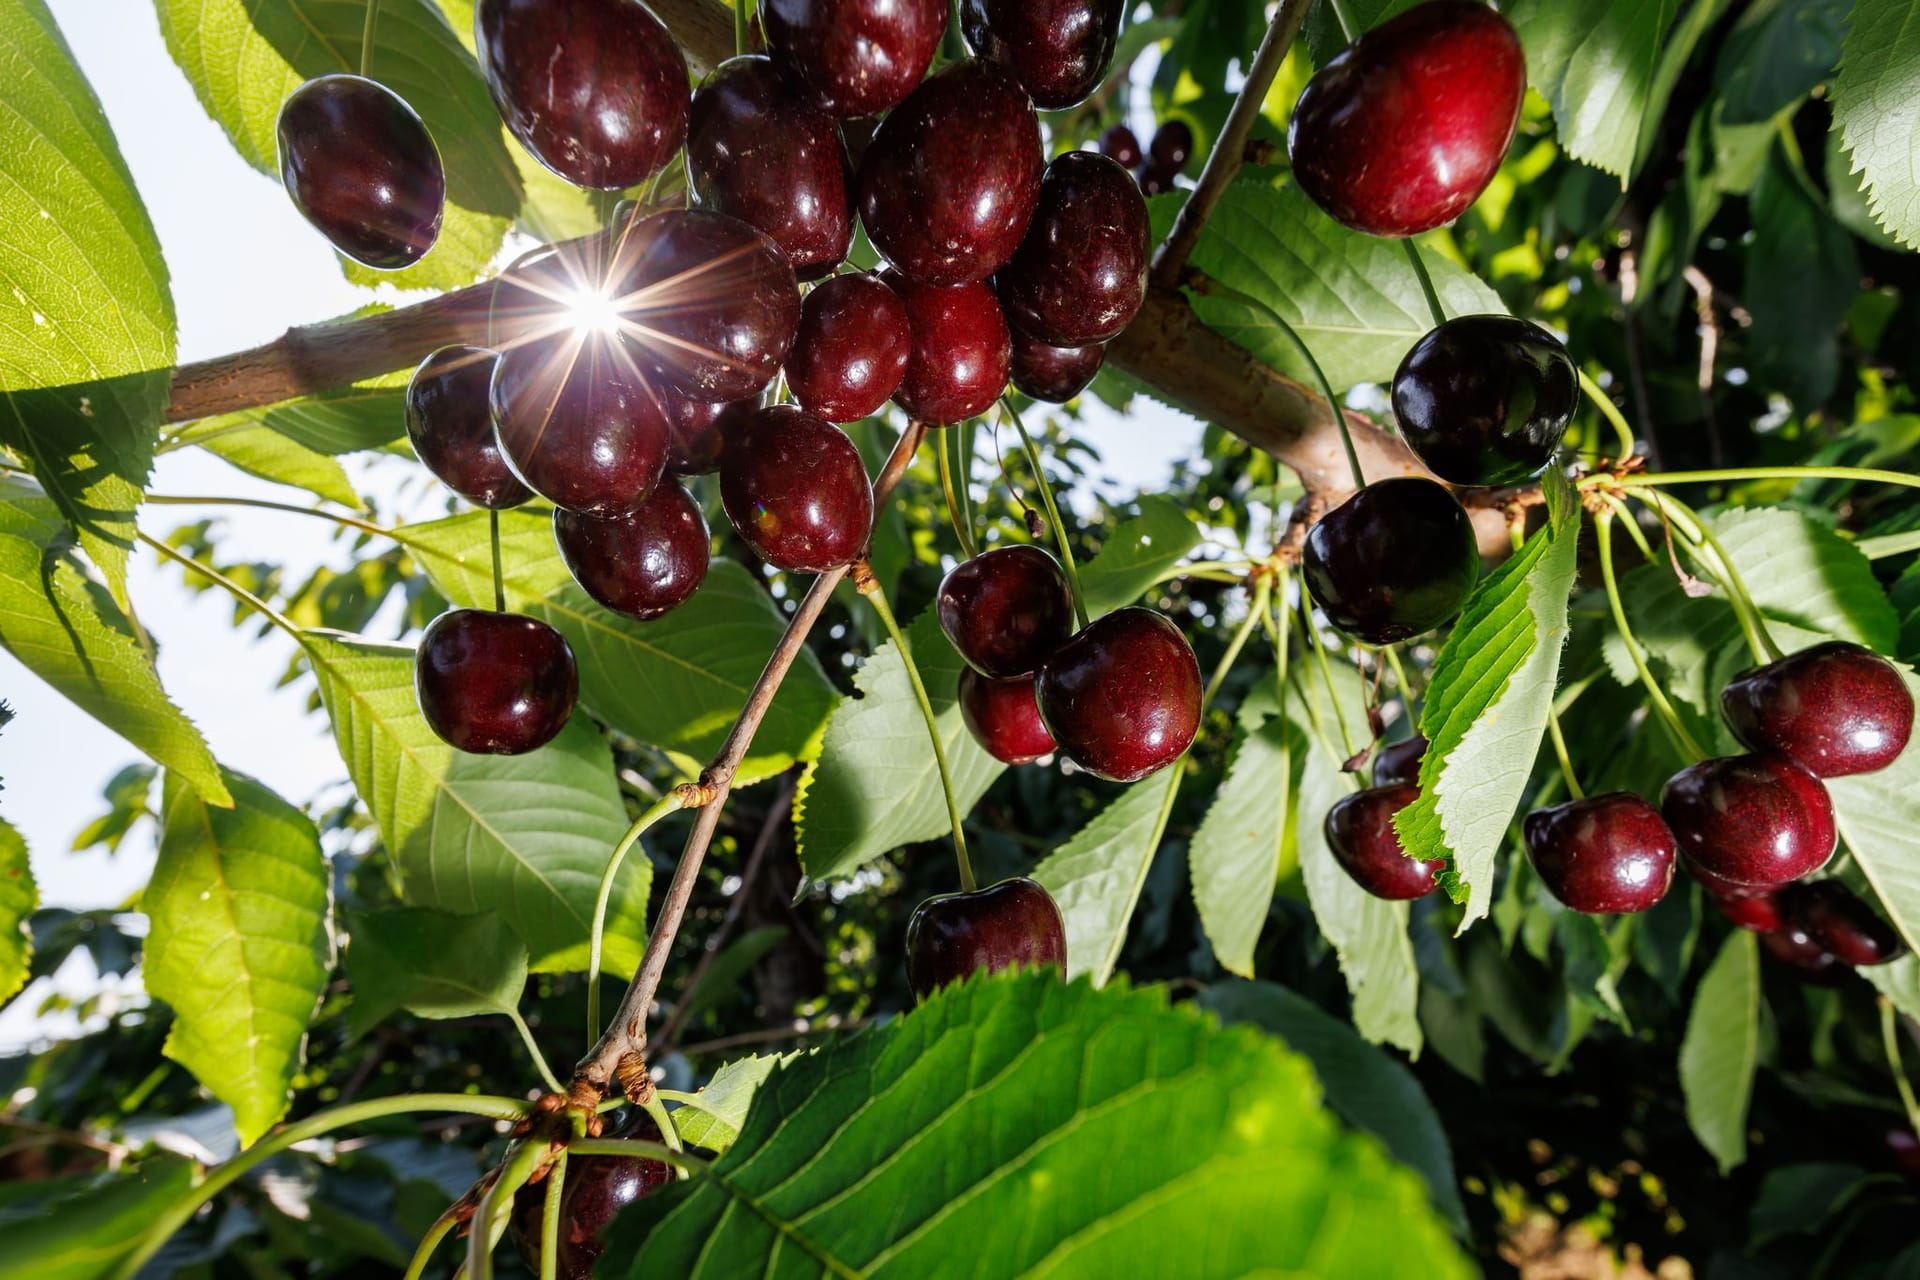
left=663, top=390, right=751, bottom=476
left=1689, top=858, right=1787, bottom=931
left=905, top=877, right=1066, bottom=999
left=555, top=480, right=710, bottom=621
left=761, top=0, right=947, bottom=118
left=415, top=609, right=578, bottom=755
left=687, top=56, right=854, bottom=280
left=882, top=270, right=1012, bottom=425
left=958, top=0, right=1125, bottom=109
left=1721, top=641, right=1915, bottom=778
left=476, top=0, right=688, bottom=189
left=959, top=670, right=1057, bottom=764
left=1149, top=119, right=1193, bottom=171
left=1391, top=315, right=1578, bottom=487
left=1371, top=735, right=1427, bottom=787
left=1759, top=926, right=1846, bottom=981
left=1325, top=784, right=1444, bottom=900
left=858, top=58, right=1044, bottom=286
left=997, top=151, right=1150, bottom=347
left=511, top=1112, right=672, bottom=1280
left=1888, top=1130, right=1920, bottom=1180
left=405, top=346, right=530, bottom=509
left=1035, top=607, right=1202, bottom=783
left=1010, top=331, right=1104, bottom=403
left=276, top=75, right=444, bottom=269
left=1302, top=477, right=1479, bottom=645
left=785, top=273, right=912, bottom=422
left=1289, top=0, right=1524, bottom=238
left=719, top=405, right=873, bottom=572
left=937, top=545, right=1075, bottom=679
left=1777, top=881, right=1908, bottom=967
left=490, top=335, right=669, bottom=516
left=1098, top=124, right=1141, bottom=168
left=1136, top=159, right=1180, bottom=196
left=1523, top=793, right=1677, bottom=915
left=1660, top=754, right=1837, bottom=887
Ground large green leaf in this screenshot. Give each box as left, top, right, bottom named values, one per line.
left=1506, top=0, right=1679, bottom=180
left=667, top=1052, right=797, bottom=1154
left=0, top=1158, right=195, bottom=1280
left=1031, top=770, right=1180, bottom=985
left=187, top=376, right=409, bottom=457
left=1714, top=0, right=1851, bottom=124
left=1833, top=0, right=1920, bottom=251
left=1679, top=929, right=1759, bottom=1174
left=146, top=769, right=331, bottom=1146
left=1076, top=496, right=1204, bottom=617
left=614, top=973, right=1473, bottom=1278
left=344, top=905, right=527, bottom=1038
left=0, top=817, right=35, bottom=1004
left=1827, top=665, right=1920, bottom=956
left=169, top=418, right=363, bottom=509
left=1749, top=149, right=1862, bottom=409
left=1188, top=683, right=1295, bottom=977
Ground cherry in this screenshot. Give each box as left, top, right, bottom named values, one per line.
left=1034, top=607, right=1202, bottom=783
left=1720, top=641, right=1915, bottom=778
left=415, top=609, right=578, bottom=755
left=489, top=335, right=669, bottom=516
left=937, top=545, right=1076, bottom=679
left=1659, top=754, right=1836, bottom=887
left=1098, top=124, right=1142, bottom=169
left=663, top=390, right=751, bottom=476
left=405, top=346, right=531, bottom=509
left=475, top=0, right=688, bottom=190
left=881, top=270, right=1012, bottom=425
left=1777, top=881, right=1908, bottom=967
left=958, top=670, right=1057, bottom=765
left=718, top=405, right=874, bottom=572
left=276, top=76, right=443, bottom=270
left=958, top=0, right=1125, bottom=110
left=555, top=480, right=710, bottom=621
left=1010, top=331, right=1105, bottom=403
left=905, top=877, right=1065, bottom=999
left=1137, top=159, right=1180, bottom=196
left=1301, top=477, right=1479, bottom=645
left=687, top=56, right=854, bottom=281
left=1325, top=784, right=1444, bottom=900
left=511, top=1112, right=672, bottom=1280
left=1371, top=735, right=1427, bottom=787
left=1887, top=1130, right=1920, bottom=1180
left=1689, top=859, right=1787, bottom=931
left=785, top=274, right=912, bottom=422
left=857, top=58, right=1044, bottom=286
left=997, top=151, right=1150, bottom=348
left=1391, top=315, right=1578, bottom=487
left=761, top=0, right=947, bottom=118
left=1148, top=120, right=1194, bottom=172
left=1759, top=925, right=1847, bottom=981
left=1289, top=1, right=1524, bottom=238
left=1523, top=792, right=1676, bottom=915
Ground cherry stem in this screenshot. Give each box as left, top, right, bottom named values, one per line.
left=564, top=1138, right=711, bottom=1171
left=1003, top=397, right=1091, bottom=628
left=401, top=1199, right=464, bottom=1280
left=1204, top=575, right=1273, bottom=707
left=489, top=508, right=507, bottom=613
left=137, top=531, right=302, bottom=642
left=1616, top=465, right=1920, bottom=494
left=587, top=789, right=695, bottom=1046
left=1639, top=490, right=1784, bottom=664
left=359, top=0, right=380, bottom=78
left=1303, top=594, right=1358, bottom=759
left=734, top=0, right=748, bottom=56
left=539, top=1151, right=568, bottom=1280
left=1382, top=644, right=1415, bottom=703
left=1401, top=240, right=1448, bottom=331
left=1880, top=998, right=1920, bottom=1134
left=1545, top=704, right=1585, bottom=801
left=509, top=1008, right=565, bottom=1094
left=1594, top=506, right=1707, bottom=761
left=145, top=492, right=388, bottom=538
left=1577, top=370, right=1639, bottom=463
left=938, top=427, right=978, bottom=559
left=1325, top=0, right=1359, bottom=41
left=640, top=1091, right=687, bottom=1167
left=468, top=1134, right=549, bottom=1280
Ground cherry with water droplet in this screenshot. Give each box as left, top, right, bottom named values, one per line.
left=277, top=75, right=443, bottom=269
left=906, top=877, right=1066, bottom=999
left=415, top=609, right=578, bottom=755
left=1035, top=607, right=1202, bottom=783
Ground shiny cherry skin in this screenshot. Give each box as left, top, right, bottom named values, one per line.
left=1392, top=315, right=1578, bottom=487
left=687, top=56, right=854, bottom=280
left=719, top=405, right=873, bottom=572
left=1325, top=784, right=1444, bottom=900
left=1137, top=159, right=1180, bottom=196
left=1010, top=331, right=1104, bottom=403
left=1524, top=792, right=1677, bottom=915
left=1887, top=1130, right=1920, bottom=1180
left=997, top=151, right=1150, bottom=348
left=785, top=274, right=912, bottom=422
left=276, top=75, right=443, bottom=270
left=959, top=0, right=1125, bottom=110
left=1035, top=608, right=1202, bottom=783
left=1290, top=1, right=1524, bottom=237
left=1777, top=881, right=1908, bottom=967
left=555, top=480, right=710, bottom=621
left=937, top=545, right=1076, bottom=679
left=1149, top=120, right=1193, bottom=171
left=906, top=877, right=1066, bottom=1000
left=663, top=390, right=751, bottom=476
left=1659, top=754, right=1836, bottom=887
left=415, top=609, right=578, bottom=755
left=1759, top=925, right=1847, bottom=981
left=1098, top=124, right=1142, bottom=168
left=489, top=335, right=669, bottom=516
left=1721, top=641, right=1915, bottom=778
left=1302, top=477, right=1480, bottom=645
left=761, top=0, right=947, bottom=118
left=405, top=346, right=530, bottom=509
left=475, top=0, right=687, bottom=190
left=1372, top=735, right=1427, bottom=787
left=511, top=1112, right=672, bottom=1280
left=882, top=270, right=1012, bottom=425
left=858, top=58, right=1044, bottom=286
left=958, top=670, right=1057, bottom=765
left=1689, top=859, right=1788, bottom=931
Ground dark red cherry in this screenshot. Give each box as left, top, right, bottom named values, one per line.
left=1371, top=735, right=1427, bottom=787
left=1325, top=784, right=1444, bottom=900
left=857, top=58, right=1044, bottom=286
left=718, top=405, right=873, bottom=572
left=1288, top=0, right=1525, bottom=237
left=489, top=335, right=669, bottom=516
left=785, top=274, right=912, bottom=422
left=1136, top=159, right=1180, bottom=196
left=276, top=75, right=443, bottom=270
left=882, top=270, right=1012, bottom=425
left=1660, top=754, right=1836, bottom=887
left=1148, top=120, right=1193, bottom=171
left=555, top=480, right=710, bottom=621
left=1035, top=608, right=1202, bottom=783
left=1098, top=124, right=1141, bottom=168
left=1391, top=315, right=1578, bottom=487
left=958, top=670, right=1057, bottom=765
left=958, top=0, right=1125, bottom=110
left=1010, top=332, right=1104, bottom=403
left=1887, top=1130, right=1920, bottom=1180
left=1759, top=925, right=1847, bottom=981
left=511, top=1112, right=672, bottom=1280
left=1777, top=881, right=1908, bottom=967
left=761, top=0, right=947, bottom=118
left=937, top=545, right=1075, bottom=679
left=663, top=390, right=752, bottom=476
left=687, top=56, right=854, bottom=281
left=1689, top=859, right=1787, bottom=931
left=415, top=609, right=578, bottom=755
left=475, top=0, right=688, bottom=190
left=997, top=151, right=1149, bottom=348
left=1302, top=477, right=1479, bottom=645
left=1721, top=641, right=1915, bottom=778
left=1523, top=792, right=1676, bottom=915
left=905, top=877, right=1065, bottom=999
left=405, top=346, right=530, bottom=509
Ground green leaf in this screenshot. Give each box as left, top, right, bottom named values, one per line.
left=1748, top=1162, right=1877, bottom=1244
left=170, top=419, right=363, bottom=509
left=1749, top=149, right=1861, bottom=408
left=1714, top=0, right=1851, bottom=125
left=1506, top=0, right=1679, bottom=180
left=667, top=1052, right=798, bottom=1154
left=1303, top=0, right=1424, bottom=65
left=1829, top=665, right=1920, bottom=956
left=0, top=1158, right=195, bottom=1280
left=189, top=377, right=409, bottom=457
left=614, top=973, right=1473, bottom=1278
left=1076, top=495, right=1203, bottom=617
left=1679, top=929, right=1760, bottom=1174
left=1833, top=0, right=1920, bottom=251
left=344, top=905, right=528, bottom=1038
left=146, top=769, right=331, bottom=1146
left=1865, top=952, right=1920, bottom=1022
left=1189, top=686, right=1295, bottom=977
left=1031, top=770, right=1179, bottom=985
left=0, top=817, right=35, bottom=1004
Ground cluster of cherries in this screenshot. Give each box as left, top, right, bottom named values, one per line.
left=1097, top=117, right=1194, bottom=196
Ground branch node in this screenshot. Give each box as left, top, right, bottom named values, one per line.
left=614, top=1051, right=657, bottom=1106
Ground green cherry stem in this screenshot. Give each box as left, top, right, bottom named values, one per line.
left=1401, top=240, right=1448, bottom=330
left=565, top=1137, right=712, bottom=1171
left=539, top=1151, right=570, bottom=1280
left=138, top=532, right=303, bottom=642
left=640, top=1091, right=689, bottom=1177
left=144, top=492, right=389, bottom=537
left=401, top=1199, right=465, bottom=1280
left=734, top=0, right=749, bottom=57
left=1205, top=575, right=1274, bottom=707
left=490, top=508, right=507, bottom=613
left=587, top=789, right=696, bottom=1046
left=360, top=0, right=381, bottom=77
left=1639, top=489, right=1783, bottom=663
left=1545, top=704, right=1585, bottom=801
left=1382, top=643, right=1415, bottom=702
left=1303, top=594, right=1358, bottom=759
left=469, top=1136, right=550, bottom=1280
left=1594, top=506, right=1706, bottom=761
left=1325, top=0, right=1359, bottom=41
left=1578, top=370, right=1638, bottom=463
left=509, top=1008, right=566, bottom=1094
left=1617, top=464, right=1920, bottom=494
left=1881, top=998, right=1920, bottom=1135
left=938, top=427, right=979, bottom=559
left=1003, top=397, right=1090, bottom=628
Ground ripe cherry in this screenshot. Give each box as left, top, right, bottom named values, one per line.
left=1777, top=881, right=1908, bottom=967
left=882, top=270, right=1012, bottom=425
left=489, top=335, right=669, bottom=516
left=719, top=405, right=873, bottom=572
left=511, top=1112, right=672, bottom=1280
left=997, top=151, right=1150, bottom=348
left=1523, top=793, right=1677, bottom=915
left=1887, top=1130, right=1920, bottom=1180
left=276, top=75, right=443, bottom=270
left=476, top=0, right=688, bottom=190
left=1148, top=120, right=1194, bottom=172
left=959, top=0, right=1125, bottom=110
left=761, top=0, right=947, bottom=118
left=664, top=390, right=751, bottom=476
left=785, top=274, right=912, bottom=422
left=1288, top=0, right=1525, bottom=237
left=937, top=545, right=1076, bottom=679
left=1721, top=641, right=1915, bottom=778
left=405, top=346, right=530, bottom=509
left=1010, top=331, right=1105, bottom=403
left=1137, top=159, right=1180, bottom=196
left=1371, top=735, right=1427, bottom=787
left=555, top=480, right=710, bottom=621
left=1098, top=124, right=1142, bottom=169
left=1302, top=477, right=1479, bottom=645
left=415, top=609, right=578, bottom=755
left=1325, top=784, right=1443, bottom=900
left=1759, top=925, right=1847, bottom=981
left=1689, top=859, right=1787, bottom=931
left=1034, top=607, right=1202, bottom=783
left=959, top=670, right=1057, bottom=765
left=1391, top=315, right=1578, bottom=487
left=1660, top=754, right=1836, bottom=887
left=905, top=877, right=1066, bottom=1000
